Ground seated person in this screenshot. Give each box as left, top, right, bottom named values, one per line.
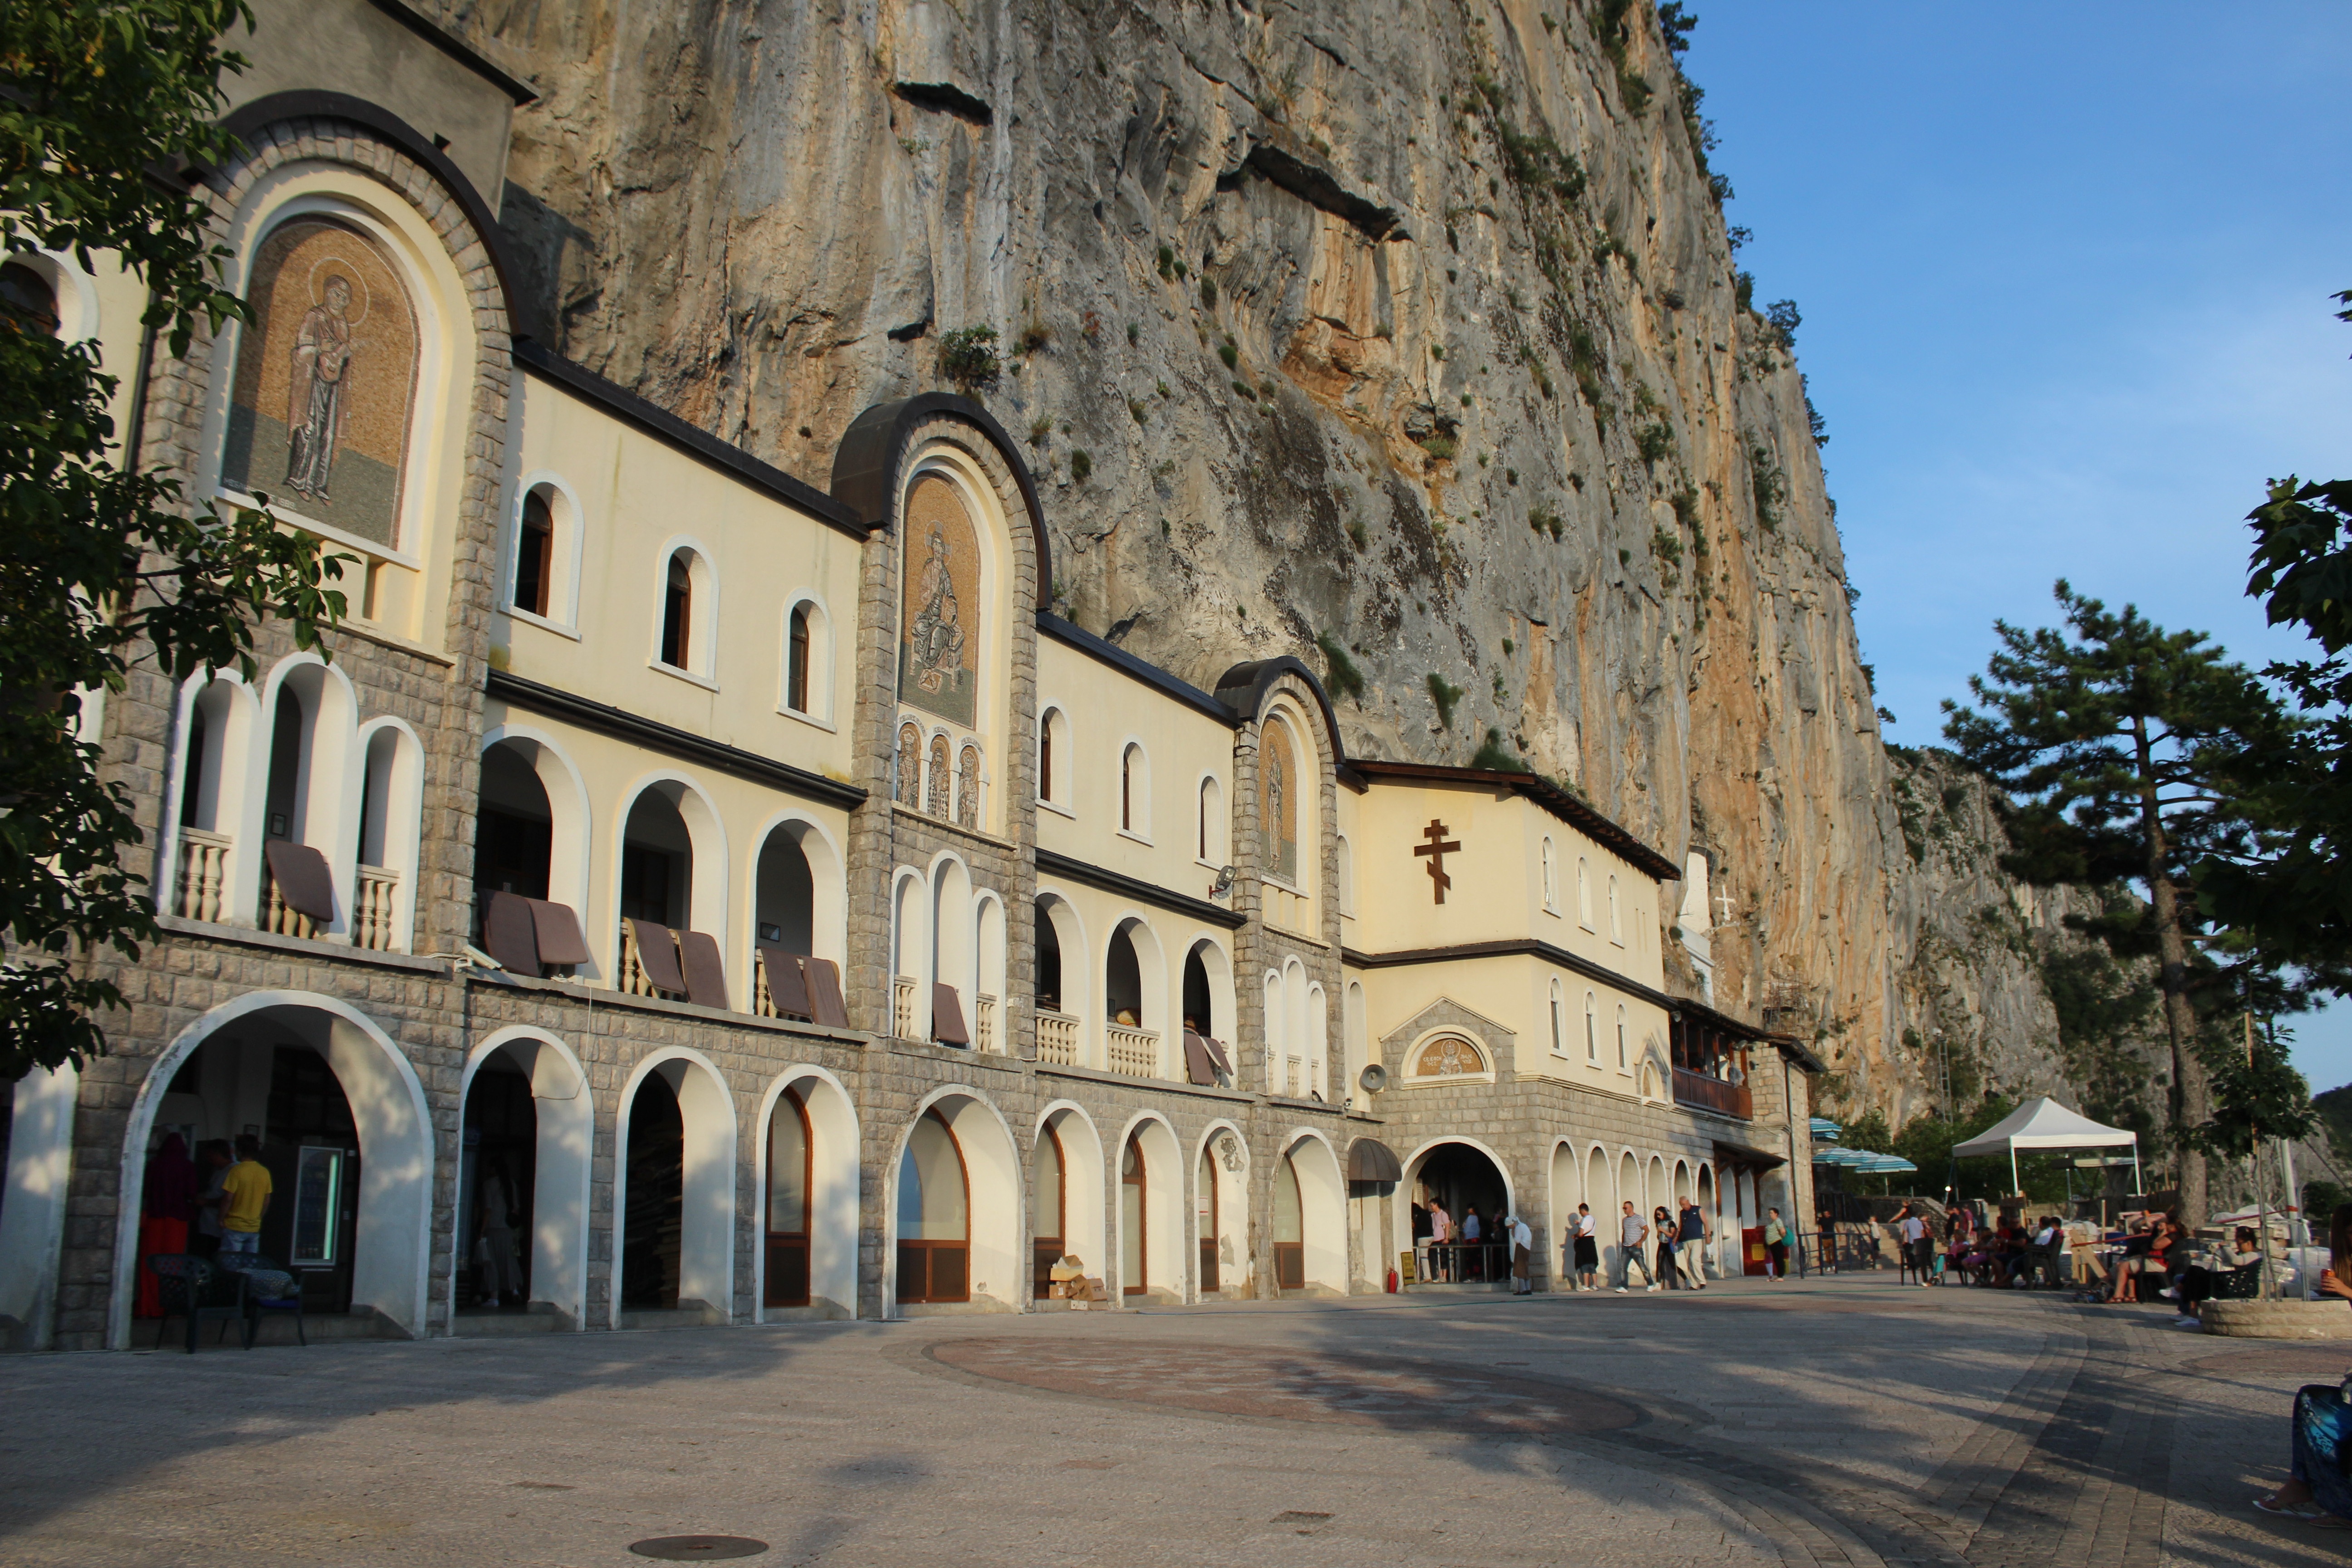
left=2172, top=1227, right=2262, bottom=1323
left=2257, top=1205, right=2352, bottom=1524
left=2106, top=1219, right=2154, bottom=1303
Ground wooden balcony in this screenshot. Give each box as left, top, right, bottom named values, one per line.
left=1673, top=1067, right=1752, bottom=1121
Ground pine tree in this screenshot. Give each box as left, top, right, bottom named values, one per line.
left=1942, top=582, right=2291, bottom=1225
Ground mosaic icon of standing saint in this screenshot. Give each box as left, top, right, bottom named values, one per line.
left=897, top=477, right=980, bottom=728
left=221, top=217, right=417, bottom=548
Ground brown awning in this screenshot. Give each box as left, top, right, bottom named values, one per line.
left=931, top=983, right=970, bottom=1045
left=1348, top=1138, right=1404, bottom=1183
left=758, top=944, right=811, bottom=1019
left=480, top=890, right=540, bottom=975
left=627, top=917, right=687, bottom=995
left=1714, top=1139, right=1787, bottom=1171
left=529, top=899, right=592, bottom=966
left=677, top=930, right=730, bottom=1009
left=800, top=957, right=851, bottom=1029
left=265, top=840, right=337, bottom=922
left=1200, top=1036, right=1233, bottom=1076
left=1182, top=1031, right=1218, bottom=1086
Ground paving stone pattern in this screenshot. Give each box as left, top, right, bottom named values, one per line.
left=0, top=1277, right=2339, bottom=1567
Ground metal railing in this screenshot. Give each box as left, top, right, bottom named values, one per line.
left=352, top=863, right=401, bottom=951
left=175, top=828, right=232, bottom=923
left=1415, top=1241, right=1513, bottom=1284
left=1036, top=1009, right=1079, bottom=1065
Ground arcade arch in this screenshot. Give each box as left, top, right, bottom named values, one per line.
left=109, top=992, right=433, bottom=1348
left=1032, top=1104, right=1105, bottom=1299
left=453, top=1029, right=590, bottom=1330
left=1116, top=1114, right=1184, bottom=1302
left=614, top=1051, right=734, bottom=1322
left=758, top=1067, right=858, bottom=1318
left=891, top=1090, right=1020, bottom=1312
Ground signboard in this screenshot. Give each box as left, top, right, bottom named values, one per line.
left=1398, top=1249, right=1418, bottom=1285
left=289, top=1145, right=344, bottom=1268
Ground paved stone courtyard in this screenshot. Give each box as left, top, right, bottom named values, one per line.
left=0, top=1275, right=2341, bottom=1567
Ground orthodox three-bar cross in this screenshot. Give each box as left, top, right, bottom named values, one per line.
left=1413, top=818, right=1460, bottom=903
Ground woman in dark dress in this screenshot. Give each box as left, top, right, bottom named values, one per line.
left=2255, top=1206, right=2352, bottom=1526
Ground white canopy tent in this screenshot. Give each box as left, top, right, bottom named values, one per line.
left=1950, top=1096, right=2141, bottom=1196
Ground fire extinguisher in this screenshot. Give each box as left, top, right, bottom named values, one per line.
left=1386, top=1267, right=1399, bottom=1293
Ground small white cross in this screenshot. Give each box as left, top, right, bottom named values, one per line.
left=1714, top=887, right=1735, bottom=925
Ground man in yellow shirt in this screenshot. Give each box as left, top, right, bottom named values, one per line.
left=217, top=1134, right=272, bottom=1257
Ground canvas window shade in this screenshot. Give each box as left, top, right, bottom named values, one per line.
left=627, top=916, right=688, bottom=994
left=265, top=840, right=337, bottom=921
left=800, top=956, right=851, bottom=1029
left=481, top=890, right=540, bottom=974
left=528, top=899, right=592, bottom=966
left=1182, top=1031, right=1218, bottom=1086
left=759, top=943, right=812, bottom=1018
left=676, top=930, right=730, bottom=1009
left=932, top=983, right=970, bottom=1045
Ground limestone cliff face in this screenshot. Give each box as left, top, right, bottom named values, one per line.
left=434, top=0, right=2100, bottom=1124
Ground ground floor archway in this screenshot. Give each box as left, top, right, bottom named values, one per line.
left=614, top=1052, right=734, bottom=1322
left=454, top=1030, right=590, bottom=1331
left=759, top=1067, right=858, bottom=1319
left=891, top=1090, right=1019, bottom=1313
left=108, top=992, right=432, bottom=1348
left=1401, top=1138, right=1514, bottom=1285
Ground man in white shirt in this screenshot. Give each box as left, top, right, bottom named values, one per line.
left=1897, top=1205, right=1931, bottom=1287
left=1509, top=1214, right=1534, bottom=1294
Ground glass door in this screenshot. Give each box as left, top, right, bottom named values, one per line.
left=1121, top=1135, right=1146, bottom=1296
left=1196, top=1146, right=1219, bottom=1294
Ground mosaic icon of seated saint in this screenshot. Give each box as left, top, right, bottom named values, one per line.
left=909, top=529, right=966, bottom=696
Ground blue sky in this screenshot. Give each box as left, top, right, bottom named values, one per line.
left=1680, top=4, right=2352, bottom=1089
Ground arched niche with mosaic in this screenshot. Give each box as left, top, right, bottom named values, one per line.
left=220, top=216, right=419, bottom=548
left=1408, top=1033, right=1489, bottom=1081
left=898, top=475, right=983, bottom=729
left=1260, top=717, right=1300, bottom=887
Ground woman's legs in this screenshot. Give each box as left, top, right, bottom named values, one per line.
left=2261, top=1386, right=2352, bottom=1517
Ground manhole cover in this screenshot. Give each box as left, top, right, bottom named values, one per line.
left=628, top=1537, right=769, bottom=1560
left=928, top=1338, right=1638, bottom=1434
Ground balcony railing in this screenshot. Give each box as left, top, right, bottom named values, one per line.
left=1673, top=1067, right=1752, bottom=1120
left=975, top=993, right=999, bottom=1054
left=263, top=863, right=319, bottom=940
left=1106, top=1023, right=1159, bottom=1079
left=1036, top=1009, right=1079, bottom=1066
left=1284, top=1056, right=1306, bottom=1098
left=893, top=975, right=916, bottom=1039
left=175, top=828, right=233, bottom=923
left=353, top=863, right=401, bottom=951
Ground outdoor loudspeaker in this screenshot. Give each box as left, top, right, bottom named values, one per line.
left=1359, top=1063, right=1389, bottom=1094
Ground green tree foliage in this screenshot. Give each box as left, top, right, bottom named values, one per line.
left=2, top=0, right=352, bottom=1081
left=2208, top=466, right=2352, bottom=976
left=1941, top=582, right=2296, bottom=1223
left=2187, top=1023, right=2313, bottom=1162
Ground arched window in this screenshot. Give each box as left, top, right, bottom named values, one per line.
left=0, top=260, right=61, bottom=334
left=514, top=486, right=554, bottom=617
left=956, top=743, right=982, bottom=829
left=764, top=1088, right=811, bottom=1308
left=896, top=1111, right=970, bottom=1303
left=926, top=733, right=951, bottom=818
left=1272, top=1154, right=1305, bottom=1291
left=1122, top=1133, right=1148, bottom=1296
left=1607, top=874, right=1622, bottom=943
left=1576, top=857, right=1593, bottom=929
left=1584, top=991, right=1598, bottom=1061
left=1549, top=979, right=1565, bottom=1056
left=660, top=552, right=692, bottom=669
left=1337, top=833, right=1355, bottom=915
left=1541, top=838, right=1560, bottom=912
left=896, top=722, right=922, bottom=807
left=1616, top=1005, right=1629, bottom=1069
left=1120, top=743, right=1147, bottom=837
left=1038, top=708, right=1068, bottom=806
left=1198, top=778, right=1219, bottom=861
left=1032, top=1121, right=1066, bottom=1299
left=786, top=604, right=811, bottom=712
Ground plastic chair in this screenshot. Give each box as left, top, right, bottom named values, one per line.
left=147, top=1254, right=247, bottom=1352
left=221, top=1254, right=307, bottom=1346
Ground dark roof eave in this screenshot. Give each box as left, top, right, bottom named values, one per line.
left=1346, top=759, right=1680, bottom=881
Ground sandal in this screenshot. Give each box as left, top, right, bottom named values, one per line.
left=2255, top=1497, right=2351, bottom=1527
